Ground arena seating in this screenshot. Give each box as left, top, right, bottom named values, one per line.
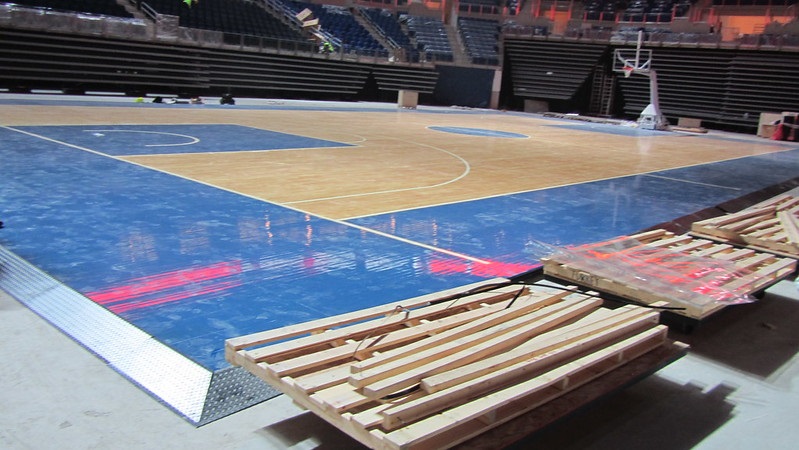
left=712, top=0, right=795, bottom=5
left=619, top=0, right=692, bottom=23
left=458, top=0, right=502, bottom=15
left=503, top=39, right=608, bottom=101
left=456, top=0, right=520, bottom=16
left=458, top=17, right=500, bottom=66
left=3, top=0, right=799, bottom=131
left=360, top=8, right=420, bottom=62
left=7, top=0, right=133, bottom=18
left=615, top=45, right=799, bottom=129
left=0, top=25, right=438, bottom=98
left=404, top=15, right=453, bottom=62
left=144, top=0, right=304, bottom=41
left=287, top=1, right=387, bottom=56
left=583, top=0, right=621, bottom=21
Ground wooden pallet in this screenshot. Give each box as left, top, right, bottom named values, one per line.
left=542, top=229, right=796, bottom=320
left=225, top=279, right=684, bottom=450
left=690, top=193, right=799, bottom=258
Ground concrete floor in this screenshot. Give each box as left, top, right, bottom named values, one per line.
left=3, top=278, right=799, bottom=449
left=0, top=286, right=366, bottom=450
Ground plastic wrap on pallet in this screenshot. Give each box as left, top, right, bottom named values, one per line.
left=546, top=236, right=758, bottom=308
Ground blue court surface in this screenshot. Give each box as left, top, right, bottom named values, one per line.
left=550, top=122, right=675, bottom=137
left=428, top=126, right=530, bottom=138
left=2, top=107, right=799, bottom=423
left=15, top=124, right=351, bottom=156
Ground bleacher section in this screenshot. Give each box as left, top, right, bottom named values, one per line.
left=620, top=0, right=693, bottom=23
left=723, top=52, right=799, bottom=127
left=3, top=0, right=799, bottom=130
left=0, top=27, right=211, bottom=95
left=616, top=46, right=799, bottom=129
left=360, top=7, right=419, bottom=62
left=4, top=0, right=133, bottom=18
left=611, top=25, right=721, bottom=45
left=458, top=0, right=502, bottom=15
left=143, top=0, right=304, bottom=42
left=287, top=1, right=387, bottom=56
left=457, top=0, right=520, bottom=15
left=404, top=15, right=453, bottom=62
left=583, top=0, right=620, bottom=21
left=711, top=0, right=796, bottom=5
left=370, top=64, right=439, bottom=92
left=503, top=39, right=608, bottom=100
left=458, top=17, right=500, bottom=66
left=0, top=27, right=438, bottom=98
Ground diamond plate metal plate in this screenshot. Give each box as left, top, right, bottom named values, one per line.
left=0, top=245, right=278, bottom=424
left=199, top=366, right=281, bottom=425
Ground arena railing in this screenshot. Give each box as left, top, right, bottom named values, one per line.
left=0, top=3, right=437, bottom=66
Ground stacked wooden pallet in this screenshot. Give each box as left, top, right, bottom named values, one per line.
left=690, top=193, right=799, bottom=258
left=226, top=279, right=684, bottom=450
left=542, top=229, right=796, bottom=320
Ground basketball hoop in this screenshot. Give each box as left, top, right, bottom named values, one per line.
left=623, top=65, right=634, bottom=78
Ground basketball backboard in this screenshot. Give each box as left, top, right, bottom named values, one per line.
left=613, top=48, right=653, bottom=76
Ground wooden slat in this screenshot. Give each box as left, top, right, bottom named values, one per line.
left=225, top=279, right=685, bottom=450
left=690, top=194, right=799, bottom=258
left=643, top=234, right=695, bottom=249
left=377, top=310, right=660, bottom=430
left=543, top=229, right=796, bottom=319
left=286, top=291, right=584, bottom=393
left=249, top=285, right=528, bottom=364
left=697, top=206, right=774, bottom=228
left=352, top=298, right=603, bottom=399
left=311, top=382, right=373, bottom=413
left=721, top=257, right=797, bottom=293
left=691, top=242, right=734, bottom=257
left=380, top=326, right=669, bottom=450
left=777, top=210, right=799, bottom=250
left=730, top=253, right=777, bottom=271
left=739, top=217, right=780, bottom=235
left=348, top=289, right=574, bottom=375
left=666, top=238, right=716, bottom=254
left=625, top=228, right=672, bottom=243
left=418, top=307, right=657, bottom=394
left=750, top=193, right=799, bottom=210
left=293, top=364, right=353, bottom=394
left=711, top=247, right=756, bottom=261
left=267, top=296, right=528, bottom=378
left=225, top=278, right=519, bottom=365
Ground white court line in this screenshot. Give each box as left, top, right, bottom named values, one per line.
left=643, top=173, right=743, bottom=191
left=344, top=143, right=799, bottom=220
left=285, top=138, right=471, bottom=205
left=83, top=129, right=200, bottom=147
left=3, top=126, right=490, bottom=265
left=426, top=125, right=531, bottom=139
left=338, top=133, right=368, bottom=144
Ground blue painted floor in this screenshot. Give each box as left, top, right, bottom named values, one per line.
left=353, top=149, right=799, bottom=260
left=16, top=124, right=351, bottom=156
left=2, top=108, right=799, bottom=372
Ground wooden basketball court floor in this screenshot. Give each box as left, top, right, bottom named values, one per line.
left=2, top=94, right=799, bottom=425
